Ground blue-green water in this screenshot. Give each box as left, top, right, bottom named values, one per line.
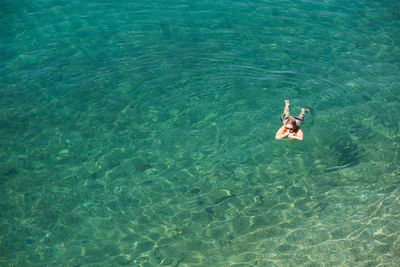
left=1, top=0, right=400, bottom=265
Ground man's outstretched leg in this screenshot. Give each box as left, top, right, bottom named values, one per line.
left=282, top=100, right=290, bottom=119
left=297, top=108, right=310, bottom=121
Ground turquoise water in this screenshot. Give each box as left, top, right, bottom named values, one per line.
left=1, top=0, right=400, bottom=265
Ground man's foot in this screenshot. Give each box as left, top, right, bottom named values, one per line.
left=301, top=108, right=310, bottom=113
left=285, top=100, right=290, bottom=106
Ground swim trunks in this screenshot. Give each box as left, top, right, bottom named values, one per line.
left=280, top=115, right=303, bottom=126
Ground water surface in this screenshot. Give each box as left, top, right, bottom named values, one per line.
left=1, top=0, right=400, bottom=266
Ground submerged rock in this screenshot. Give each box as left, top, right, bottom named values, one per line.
left=134, top=163, right=152, bottom=172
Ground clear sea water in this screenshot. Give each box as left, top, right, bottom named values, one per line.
left=1, top=0, right=400, bottom=266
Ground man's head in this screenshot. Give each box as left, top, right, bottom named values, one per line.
left=285, top=116, right=298, bottom=133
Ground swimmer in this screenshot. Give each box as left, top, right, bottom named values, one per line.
left=275, top=100, right=309, bottom=141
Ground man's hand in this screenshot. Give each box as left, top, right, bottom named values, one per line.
left=287, top=132, right=303, bottom=140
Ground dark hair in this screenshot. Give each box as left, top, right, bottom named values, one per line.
left=285, top=116, right=299, bottom=132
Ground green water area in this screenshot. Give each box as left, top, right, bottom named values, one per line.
left=1, top=0, right=400, bottom=266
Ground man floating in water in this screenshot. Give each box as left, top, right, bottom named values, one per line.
left=275, top=100, right=309, bottom=141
